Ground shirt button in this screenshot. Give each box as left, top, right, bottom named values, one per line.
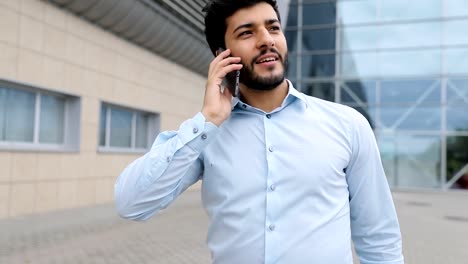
left=193, top=127, right=199, bottom=134
left=201, top=134, right=207, bottom=140
left=268, top=146, right=274, bottom=152
left=266, top=114, right=271, bottom=119
left=166, top=157, right=171, bottom=162
left=270, top=184, right=276, bottom=191
left=269, top=224, right=276, bottom=231
left=242, top=104, right=247, bottom=108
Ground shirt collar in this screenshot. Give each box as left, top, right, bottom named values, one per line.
left=231, top=79, right=307, bottom=111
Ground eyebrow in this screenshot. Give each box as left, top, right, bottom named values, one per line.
left=232, top=19, right=280, bottom=34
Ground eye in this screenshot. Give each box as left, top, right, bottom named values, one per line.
left=239, top=31, right=252, bottom=37
left=269, top=26, right=281, bottom=32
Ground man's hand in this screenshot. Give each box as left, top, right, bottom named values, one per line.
left=201, top=49, right=243, bottom=126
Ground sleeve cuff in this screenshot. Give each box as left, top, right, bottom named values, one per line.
left=178, top=112, right=219, bottom=153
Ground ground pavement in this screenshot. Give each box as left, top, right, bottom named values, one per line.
left=1, top=190, right=467, bottom=264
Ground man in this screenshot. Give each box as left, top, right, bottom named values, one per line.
left=114, top=0, right=404, bottom=263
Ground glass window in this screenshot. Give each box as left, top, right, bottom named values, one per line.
left=338, top=0, right=376, bottom=25
left=303, top=2, right=336, bottom=26
left=378, top=135, right=441, bottom=188
left=379, top=0, right=442, bottom=21
left=302, top=54, right=335, bottom=78
left=379, top=22, right=441, bottom=49
left=285, top=30, right=298, bottom=52
left=446, top=136, right=468, bottom=189
left=303, top=28, right=336, bottom=52
left=379, top=49, right=441, bottom=77
left=110, top=107, right=132, bottom=148
left=0, top=88, right=35, bottom=142
left=447, top=106, right=468, bottom=131
left=444, top=20, right=468, bottom=46
left=286, top=53, right=297, bottom=79
left=39, top=94, right=65, bottom=144
left=340, top=51, right=377, bottom=78
left=285, top=3, right=298, bottom=27
left=380, top=80, right=441, bottom=104
left=445, top=48, right=468, bottom=75
left=0, top=82, right=79, bottom=151
left=340, top=81, right=377, bottom=105
left=100, top=103, right=159, bottom=151
left=447, top=79, right=468, bottom=105
left=445, top=0, right=468, bottom=17
left=340, top=26, right=377, bottom=50
left=302, top=82, right=335, bottom=102
left=380, top=106, right=441, bottom=131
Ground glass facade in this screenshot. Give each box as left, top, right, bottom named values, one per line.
left=285, top=0, right=468, bottom=189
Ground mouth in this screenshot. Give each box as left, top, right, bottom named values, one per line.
left=255, top=53, right=280, bottom=65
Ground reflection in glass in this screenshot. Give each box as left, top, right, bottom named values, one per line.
left=340, top=52, right=377, bottom=78
left=379, top=22, right=440, bottom=49
left=1, top=88, right=35, bottom=142
left=99, top=106, right=107, bottom=146
left=447, top=79, right=468, bottom=105
left=303, top=2, right=336, bottom=25
left=340, top=81, right=376, bottom=105
left=136, top=113, right=148, bottom=149
left=303, top=28, right=335, bottom=51
left=285, top=30, right=297, bottom=52
left=338, top=0, right=376, bottom=25
left=378, top=135, right=441, bottom=188
left=446, top=0, right=468, bottom=18
left=380, top=80, right=440, bottom=104
left=340, top=26, right=376, bottom=50
left=447, top=107, right=468, bottom=131
left=286, top=53, right=297, bottom=79
left=380, top=106, right=441, bottom=131
left=39, top=94, right=65, bottom=144
left=379, top=49, right=441, bottom=77
left=285, top=3, right=298, bottom=27
left=302, top=82, right=335, bottom=102
left=445, top=48, right=468, bottom=75
left=447, top=136, right=468, bottom=189
left=110, top=107, right=132, bottom=148
left=380, top=0, right=442, bottom=21
left=444, top=20, right=468, bottom=46
left=302, top=54, right=335, bottom=78
left=0, top=88, right=5, bottom=140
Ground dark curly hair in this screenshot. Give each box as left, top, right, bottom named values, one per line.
left=202, top=0, right=281, bottom=56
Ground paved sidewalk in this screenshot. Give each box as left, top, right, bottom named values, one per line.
left=1, top=190, right=467, bottom=264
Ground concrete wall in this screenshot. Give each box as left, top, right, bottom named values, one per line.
left=0, top=0, right=206, bottom=219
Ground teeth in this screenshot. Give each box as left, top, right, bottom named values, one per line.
left=258, top=57, right=276, bottom=63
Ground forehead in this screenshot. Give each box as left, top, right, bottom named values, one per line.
left=225, top=2, right=278, bottom=31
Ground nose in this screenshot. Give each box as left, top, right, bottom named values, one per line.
left=256, top=28, right=275, bottom=49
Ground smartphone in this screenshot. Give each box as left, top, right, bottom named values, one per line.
left=216, top=48, right=240, bottom=97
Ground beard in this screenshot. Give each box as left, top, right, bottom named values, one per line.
left=238, top=49, right=288, bottom=91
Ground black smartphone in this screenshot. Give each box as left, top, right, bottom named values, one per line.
left=216, top=48, right=240, bottom=97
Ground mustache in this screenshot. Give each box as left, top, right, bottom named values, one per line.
left=251, top=48, right=283, bottom=66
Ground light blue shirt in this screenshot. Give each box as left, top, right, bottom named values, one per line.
left=115, top=81, right=404, bottom=264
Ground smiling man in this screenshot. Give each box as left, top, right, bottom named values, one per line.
left=114, top=1, right=404, bottom=263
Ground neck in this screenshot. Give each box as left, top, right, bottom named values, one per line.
left=238, top=80, right=289, bottom=112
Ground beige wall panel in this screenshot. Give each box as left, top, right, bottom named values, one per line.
left=0, top=7, right=19, bottom=45
left=82, top=69, right=100, bottom=98
left=97, top=48, right=117, bottom=77
left=11, top=153, right=38, bottom=182
left=160, top=114, right=188, bottom=131
left=84, top=42, right=102, bottom=73
left=76, top=179, right=96, bottom=206
left=95, top=177, right=113, bottom=204
left=81, top=97, right=100, bottom=125
left=10, top=183, right=35, bottom=217
left=43, top=26, right=67, bottom=60
left=44, top=3, right=66, bottom=30
left=0, top=42, right=18, bottom=80
left=37, top=154, right=61, bottom=181
left=65, top=34, right=86, bottom=66
left=81, top=122, right=98, bottom=153
left=59, top=154, right=82, bottom=180
left=77, top=154, right=96, bottom=179
left=111, top=79, right=139, bottom=105
left=42, top=56, right=65, bottom=90
left=19, top=15, right=44, bottom=53
left=63, top=63, right=84, bottom=94
left=0, top=153, right=11, bottom=183
left=35, top=181, right=58, bottom=213
left=17, top=48, right=44, bottom=86
left=20, top=0, right=45, bottom=21
left=0, top=0, right=20, bottom=11
left=57, top=180, right=77, bottom=209
left=96, top=74, right=114, bottom=99
left=0, top=184, right=10, bottom=218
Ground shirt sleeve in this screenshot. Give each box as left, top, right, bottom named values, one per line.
left=346, top=111, right=404, bottom=264
left=114, top=112, right=218, bottom=221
